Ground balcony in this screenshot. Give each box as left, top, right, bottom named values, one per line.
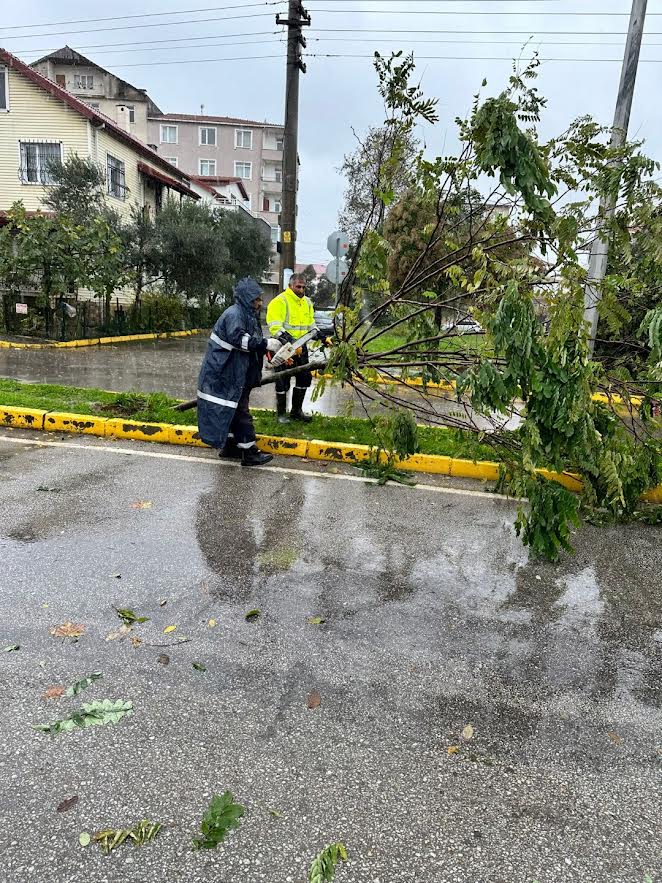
left=261, top=147, right=283, bottom=161
left=261, top=176, right=282, bottom=191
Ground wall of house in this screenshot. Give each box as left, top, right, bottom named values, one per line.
left=0, top=67, right=89, bottom=212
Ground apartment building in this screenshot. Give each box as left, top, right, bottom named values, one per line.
left=30, top=46, right=158, bottom=143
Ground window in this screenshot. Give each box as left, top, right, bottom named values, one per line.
left=0, top=66, right=8, bottom=111
left=74, top=74, right=94, bottom=90
left=235, top=129, right=252, bottom=149
left=275, top=165, right=282, bottom=183
left=271, top=225, right=279, bottom=244
left=199, top=159, right=216, bottom=176
left=276, top=136, right=284, bottom=151
left=273, top=198, right=282, bottom=213
left=165, top=156, right=178, bottom=168
left=199, top=127, right=216, bottom=146
left=19, top=141, right=62, bottom=184
left=160, top=125, right=178, bottom=144
left=127, top=105, right=135, bottom=123
left=235, top=161, right=252, bottom=180
left=89, top=102, right=100, bottom=110
left=106, top=154, right=126, bottom=199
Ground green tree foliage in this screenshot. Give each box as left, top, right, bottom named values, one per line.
left=327, top=52, right=661, bottom=559
left=42, top=153, right=106, bottom=225
left=213, top=208, right=272, bottom=308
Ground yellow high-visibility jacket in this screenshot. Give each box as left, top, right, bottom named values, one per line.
left=266, top=287, right=315, bottom=341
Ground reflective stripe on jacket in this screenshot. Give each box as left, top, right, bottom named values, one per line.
left=266, top=287, right=315, bottom=340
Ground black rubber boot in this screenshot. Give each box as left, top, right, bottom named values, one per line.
left=219, top=437, right=241, bottom=459
left=241, top=445, right=273, bottom=467
left=276, top=392, right=290, bottom=425
left=290, top=387, right=312, bottom=422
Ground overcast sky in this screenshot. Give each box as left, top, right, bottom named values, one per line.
left=2, top=0, right=661, bottom=266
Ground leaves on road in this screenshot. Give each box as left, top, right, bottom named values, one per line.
left=245, top=609, right=261, bottom=622
left=130, top=501, right=153, bottom=510
left=269, top=808, right=284, bottom=819
left=608, top=731, right=623, bottom=746
left=4, top=644, right=19, bottom=652
left=163, top=625, right=177, bottom=634
left=33, top=699, right=133, bottom=736
left=93, top=819, right=162, bottom=855
left=307, top=690, right=322, bottom=710
left=57, top=795, right=79, bottom=813
left=208, top=618, right=217, bottom=628
left=79, top=832, right=91, bottom=848
left=105, top=624, right=133, bottom=642
left=114, top=607, right=149, bottom=625
left=447, top=745, right=460, bottom=755
left=50, top=622, right=85, bottom=639
left=157, top=654, right=170, bottom=665
left=65, top=672, right=103, bottom=697
left=308, top=842, right=348, bottom=883
left=307, top=616, right=326, bottom=625
left=42, top=686, right=65, bottom=701
left=462, top=723, right=475, bottom=741
left=192, top=662, right=207, bottom=672
left=192, top=791, right=244, bottom=850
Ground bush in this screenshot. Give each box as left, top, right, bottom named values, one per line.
left=139, top=291, right=186, bottom=332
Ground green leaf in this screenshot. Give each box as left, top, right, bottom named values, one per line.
left=79, top=832, right=91, bottom=848
left=65, top=671, right=103, bottom=697
left=192, top=662, right=207, bottom=672
left=307, top=616, right=326, bottom=625
left=308, top=842, right=348, bottom=882
left=3, top=644, right=19, bottom=652
left=268, top=808, right=284, bottom=819
left=92, top=819, right=161, bottom=855
left=33, top=699, right=133, bottom=736
left=245, top=609, right=261, bottom=622
left=114, top=607, right=149, bottom=625
left=192, top=791, right=244, bottom=850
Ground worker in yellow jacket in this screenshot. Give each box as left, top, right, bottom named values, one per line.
left=266, top=273, right=315, bottom=423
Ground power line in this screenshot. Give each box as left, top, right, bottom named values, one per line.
left=310, top=26, right=662, bottom=34
left=305, top=51, right=662, bottom=62
left=20, top=38, right=286, bottom=59
left=92, top=54, right=286, bottom=68
left=0, top=11, right=278, bottom=41
left=0, top=3, right=284, bottom=32
left=14, top=31, right=280, bottom=55
left=306, top=35, right=661, bottom=46
left=309, top=5, right=662, bottom=13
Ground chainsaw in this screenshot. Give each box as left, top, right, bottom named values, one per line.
left=268, top=326, right=323, bottom=369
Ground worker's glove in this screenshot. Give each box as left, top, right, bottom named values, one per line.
left=277, top=330, right=295, bottom=344
left=266, top=337, right=282, bottom=353
left=312, top=326, right=329, bottom=341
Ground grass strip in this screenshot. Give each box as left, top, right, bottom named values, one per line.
left=0, top=378, right=500, bottom=462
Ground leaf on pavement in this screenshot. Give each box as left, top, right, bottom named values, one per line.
left=192, top=791, right=244, bottom=850
left=93, top=819, right=161, bottom=855
left=307, top=616, right=326, bottom=625
left=57, top=795, right=79, bottom=813
left=105, top=624, right=132, bottom=642
left=268, top=808, right=284, bottom=819
left=308, top=842, right=348, bottom=882
left=4, top=644, right=20, bottom=652
left=79, top=832, right=91, bottom=848
left=307, top=690, right=321, bottom=710
left=461, top=723, right=474, bottom=741
left=130, top=501, right=153, bottom=510
left=447, top=745, right=460, bottom=755
left=114, top=607, right=149, bottom=625
left=157, top=654, right=170, bottom=665
left=163, top=625, right=177, bottom=634
left=50, top=622, right=85, bottom=639
left=607, top=731, right=622, bottom=746
left=42, top=686, right=65, bottom=700
left=33, top=699, right=133, bottom=736
left=131, top=637, right=142, bottom=648
left=245, top=609, right=261, bottom=622
left=192, top=662, right=207, bottom=672
left=208, top=618, right=217, bottom=628
left=65, top=672, right=103, bottom=698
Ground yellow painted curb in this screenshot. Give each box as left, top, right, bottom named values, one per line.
left=0, top=402, right=660, bottom=504
left=0, top=329, right=207, bottom=350
left=0, top=405, right=46, bottom=429
left=44, top=411, right=109, bottom=436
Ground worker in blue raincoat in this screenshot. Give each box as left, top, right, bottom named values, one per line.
left=197, top=277, right=279, bottom=467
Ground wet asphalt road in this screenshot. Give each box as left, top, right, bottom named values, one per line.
left=0, top=429, right=660, bottom=883
left=0, top=337, right=519, bottom=429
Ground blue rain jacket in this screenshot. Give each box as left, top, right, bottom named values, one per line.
left=197, top=278, right=267, bottom=448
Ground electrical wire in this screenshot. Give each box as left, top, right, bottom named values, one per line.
left=0, top=11, right=279, bottom=41
left=15, top=30, right=281, bottom=56
left=309, top=6, right=662, bottom=14
left=19, top=38, right=286, bottom=60
left=0, top=3, right=284, bottom=32
left=305, top=51, right=662, bottom=62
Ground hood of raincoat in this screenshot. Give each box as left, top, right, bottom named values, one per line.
left=234, top=277, right=263, bottom=311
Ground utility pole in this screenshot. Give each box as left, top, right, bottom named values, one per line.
left=584, top=0, right=648, bottom=353
left=276, top=0, right=310, bottom=289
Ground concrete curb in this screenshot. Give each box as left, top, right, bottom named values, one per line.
left=0, top=329, right=206, bottom=349
left=1, top=403, right=660, bottom=504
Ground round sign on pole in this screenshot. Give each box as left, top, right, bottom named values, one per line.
left=326, top=230, right=350, bottom=258
left=325, top=258, right=349, bottom=284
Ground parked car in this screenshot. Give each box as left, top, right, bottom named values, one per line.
left=456, top=316, right=482, bottom=334
left=313, top=309, right=335, bottom=333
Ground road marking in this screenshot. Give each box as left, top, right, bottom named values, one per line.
left=0, top=433, right=518, bottom=503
